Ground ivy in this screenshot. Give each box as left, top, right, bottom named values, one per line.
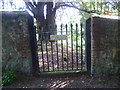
left=2, top=70, right=19, bottom=86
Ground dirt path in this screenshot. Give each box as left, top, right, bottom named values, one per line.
left=5, top=74, right=120, bottom=88
left=38, top=42, right=86, bottom=72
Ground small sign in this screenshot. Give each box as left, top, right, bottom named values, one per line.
left=50, top=35, right=67, bottom=40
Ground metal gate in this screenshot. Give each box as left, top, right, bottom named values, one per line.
left=38, top=23, right=87, bottom=72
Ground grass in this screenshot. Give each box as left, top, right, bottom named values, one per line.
left=40, top=70, right=87, bottom=75
left=39, top=70, right=89, bottom=78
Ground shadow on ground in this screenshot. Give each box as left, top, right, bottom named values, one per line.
left=4, top=73, right=120, bottom=88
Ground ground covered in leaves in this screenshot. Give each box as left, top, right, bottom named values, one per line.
left=4, top=73, right=120, bottom=88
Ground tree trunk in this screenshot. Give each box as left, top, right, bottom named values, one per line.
left=34, top=2, right=46, bottom=41
left=33, top=2, right=57, bottom=42
left=46, top=2, right=57, bottom=35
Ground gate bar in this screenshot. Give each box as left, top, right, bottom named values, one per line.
left=81, top=23, right=83, bottom=70
left=71, top=24, right=74, bottom=70
left=76, top=24, right=79, bottom=70
left=51, top=41, right=54, bottom=71
left=56, top=41, right=59, bottom=70
left=46, top=41, right=49, bottom=71
left=65, top=24, right=69, bottom=70
left=61, top=24, right=64, bottom=70
left=41, top=40, right=45, bottom=71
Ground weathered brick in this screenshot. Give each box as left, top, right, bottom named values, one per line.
left=91, top=16, right=120, bottom=77
left=2, top=11, right=34, bottom=75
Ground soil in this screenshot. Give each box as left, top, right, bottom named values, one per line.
left=3, top=41, right=120, bottom=89
left=4, top=73, right=120, bottom=88
left=38, top=42, right=86, bottom=72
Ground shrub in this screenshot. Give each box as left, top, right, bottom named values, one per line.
left=2, top=70, right=19, bottom=86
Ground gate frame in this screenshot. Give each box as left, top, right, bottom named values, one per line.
left=85, top=18, right=91, bottom=73
left=37, top=23, right=90, bottom=72
left=28, top=15, right=39, bottom=75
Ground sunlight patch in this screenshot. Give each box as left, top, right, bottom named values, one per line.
left=92, top=14, right=120, bottom=19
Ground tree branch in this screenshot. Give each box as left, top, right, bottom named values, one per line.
left=54, top=3, right=93, bottom=13
left=23, top=0, right=36, bottom=11
left=27, top=2, right=35, bottom=10
left=31, top=0, right=37, bottom=7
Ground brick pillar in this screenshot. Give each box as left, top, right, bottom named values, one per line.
left=2, top=11, right=39, bottom=75
left=91, top=16, right=120, bottom=77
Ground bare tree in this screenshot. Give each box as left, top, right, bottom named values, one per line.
left=23, top=0, right=119, bottom=41
left=23, top=1, right=97, bottom=41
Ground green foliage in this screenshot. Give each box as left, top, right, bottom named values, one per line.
left=2, top=70, right=19, bottom=86
left=79, top=1, right=119, bottom=24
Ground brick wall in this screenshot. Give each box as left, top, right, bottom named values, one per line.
left=91, top=16, right=120, bottom=76
left=2, top=11, right=38, bottom=75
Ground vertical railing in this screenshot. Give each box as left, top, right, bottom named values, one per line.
left=45, top=39, right=49, bottom=71
left=61, top=24, right=64, bottom=70
left=70, top=24, right=74, bottom=70
left=38, top=24, right=86, bottom=72
left=51, top=41, right=54, bottom=71
left=66, top=24, right=69, bottom=70
left=80, top=23, right=83, bottom=70
left=76, top=24, right=79, bottom=70
left=56, top=40, right=59, bottom=70
left=41, top=40, right=45, bottom=71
